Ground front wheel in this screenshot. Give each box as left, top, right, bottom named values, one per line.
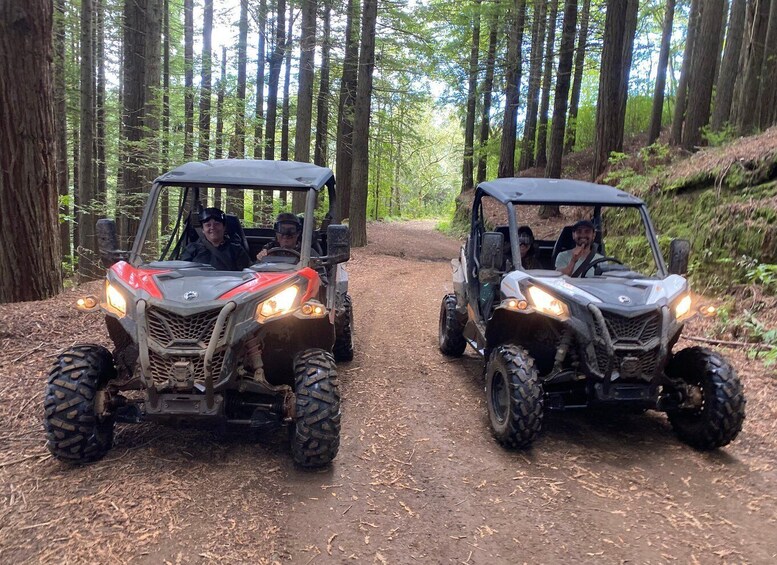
left=439, top=294, right=466, bottom=357
left=666, top=347, right=745, bottom=450
left=44, top=344, right=116, bottom=463
left=291, top=349, right=341, bottom=467
left=485, top=345, right=544, bottom=449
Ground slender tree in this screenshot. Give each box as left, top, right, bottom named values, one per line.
left=670, top=0, right=700, bottom=145
left=227, top=0, right=249, bottom=218
left=314, top=0, right=333, bottom=166
left=265, top=0, right=286, bottom=160
left=161, top=0, right=171, bottom=227
left=184, top=0, right=194, bottom=160
left=564, top=0, right=590, bottom=153
left=535, top=0, right=559, bottom=169
left=497, top=0, right=528, bottom=178
left=615, top=0, right=639, bottom=151
left=335, top=0, right=360, bottom=220
left=214, top=46, right=227, bottom=208
left=254, top=0, right=269, bottom=221
left=648, top=0, right=676, bottom=145
left=349, top=0, right=378, bottom=246
left=54, top=0, right=69, bottom=261
left=462, top=0, right=482, bottom=192
left=712, top=0, right=746, bottom=131
left=735, top=0, right=770, bottom=134
left=0, top=0, right=63, bottom=302
left=96, top=0, right=106, bottom=203
left=546, top=0, right=577, bottom=179
left=293, top=0, right=318, bottom=212
left=757, top=0, right=777, bottom=127
left=477, top=5, right=500, bottom=184
left=198, top=0, right=213, bottom=161
left=280, top=5, right=294, bottom=205
left=520, top=0, right=548, bottom=170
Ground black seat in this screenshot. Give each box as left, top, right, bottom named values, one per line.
left=224, top=214, right=249, bottom=253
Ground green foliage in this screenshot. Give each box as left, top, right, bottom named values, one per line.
left=702, top=123, right=737, bottom=148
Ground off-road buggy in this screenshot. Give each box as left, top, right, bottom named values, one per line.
left=439, top=178, right=745, bottom=450
left=44, top=160, right=353, bottom=467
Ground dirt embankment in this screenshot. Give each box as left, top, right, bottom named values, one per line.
left=1, top=220, right=776, bottom=564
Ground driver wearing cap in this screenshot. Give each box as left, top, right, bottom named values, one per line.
left=180, top=207, right=251, bottom=270
left=555, top=219, right=603, bottom=277
left=256, top=212, right=302, bottom=260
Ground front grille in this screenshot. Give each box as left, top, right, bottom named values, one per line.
left=146, top=307, right=228, bottom=348
left=591, top=309, right=662, bottom=380
left=601, top=311, right=660, bottom=345
left=148, top=350, right=227, bottom=389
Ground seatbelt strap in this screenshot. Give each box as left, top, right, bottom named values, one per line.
left=572, top=249, right=597, bottom=278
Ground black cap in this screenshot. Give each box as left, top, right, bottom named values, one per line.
left=572, top=219, right=595, bottom=231
left=200, top=207, right=226, bottom=224
left=274, top=212, right=302, bottom=232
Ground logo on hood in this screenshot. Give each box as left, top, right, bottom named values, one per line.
left=183, top=291, right=199, bottom=301
left=618, top=295, right=631, bottom=304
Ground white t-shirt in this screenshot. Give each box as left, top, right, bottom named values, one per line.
left=555, top=249, right=603, bottom=277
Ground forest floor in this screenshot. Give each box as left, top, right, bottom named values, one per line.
left=1, top=220, right=776, bottom=564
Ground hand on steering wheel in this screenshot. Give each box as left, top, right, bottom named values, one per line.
left=583, top=256, right=623, bottom=276
left=265, top=247, right=301, bottom=258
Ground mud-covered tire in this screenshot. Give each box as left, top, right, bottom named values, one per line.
left=439, top=294, right=466, bottom=357
left=485, top=345, right=544, bottom=449
left=44, top=344, right=116, bottom=463
left=666, top=347, right=745, bottom=450
left=333, top=294, right=354, bottom=362
left=291, top=349, right=341, bottom=467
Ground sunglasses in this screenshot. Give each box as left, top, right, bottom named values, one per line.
left=518, top=235, right=533, bottom=246
left=277, top=227, right=299, bottom=237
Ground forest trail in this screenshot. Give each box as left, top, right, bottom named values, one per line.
left=1, top=220, right=776, bottom=564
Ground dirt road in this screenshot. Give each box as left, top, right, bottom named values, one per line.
left=1, top=220, right=776, bottom=564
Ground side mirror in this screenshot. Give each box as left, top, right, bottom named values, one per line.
left=668, top=238, right=690, bottom=275
left=96, top=219, right=128, bottom=268
left=324, top=224, right=350, bottom=264
left=480, top=231, right=504, bottom=271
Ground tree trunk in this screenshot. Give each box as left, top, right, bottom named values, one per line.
left=615, top=0, right=639, bottom=150
left=254, top=0, right=268, bottom=222
left=535, top=0, right=559, bottom=169
left=162, top=0, right=170, bottom=223
left=735, top=0, right=770, bottom=134
left=712, top=0, right=746, bottom=131
left=519, top=0, right=548, bottom=171
left=757, top=0, right=777, bottom=128
left=265, top=0, right=286, bottom=160
left=497, top=0, right=528, bottom=178
left=199, top=0, right=213, bottom=161
left=682, top=0, right=726, bottom=150
left=462, top=0, right=482, bottom=193
left=648, top=0, right=676, bottom=144
left=281, top=5, right=294, bottom=164
left=477, top=5, right=500, bottom=184
left=348, top=0, right=378, bottom=246
left=546, top=0, right=577, bottom=179
left=335, top=0, right=360, bottom=221
left=591, top=0, right=630, bottom=179
left=228, top=0, right=249, bottom=218
left=96, top=0, right=106, bottom=207
left=184, top=0, right=194, bottom=160
left=670, top=0, right=701, bottom=145
left=78, top=0, right=98, bottom=280
left=54, top=0, right=69, bottom=262
left=293, top=0, right=317, bottom=213
left=564, top=0, right=590, bottom=153
left=214, top=46, right=227, bottom=208
left=0, top=0, right=63, bottom=302
left=314, top=0, right=332, bottom=167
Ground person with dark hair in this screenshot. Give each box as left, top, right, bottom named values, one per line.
left=555, top=219, right=603, bottom=277
left=180, top=207, right=251, bottom=270
left=518, top=226, right=542, bottom=270
left=256, top=212, right=303, bottom=260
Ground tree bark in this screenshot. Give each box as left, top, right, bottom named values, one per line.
left=281, top=5, right=294, bottom=166
left=670, top=0, right=701, bottom=145
left=0, top=0, right=63, bottom=302
left=615, top=0, right=639, bottom=151
left=497, top=0, right=528, bottom=178
left=712, top=0, right=746, bottom=131
left=757, top=0, right=777, bottom=128
left=184, top=0, right=194, bottom=160
left=293, top=0, right=317, bottom=213
left=254, top=0, right=269, bottom=222
left=546, top=0, right=577, bottom=179
left=349, top=0, right=378, bottom=246
left=162, top=0, right=171, bottom=224
left=54, top=0, right=69, bottom=262
left=564, top=0, right=590, bottom=153
left=264, top=0, right=286, bottom=160
left=96, top=0, right=106, bottom=207
left=199, top=0, right=213, bottom=161
left=735, top=0, right=770, bottom=134
left=462, top=0, right=482, bottom=192
left=648, top=0, right=676, bottom=144
left=535, top=0, right=559, bottom=169
left=214, top=46, right=227, bottom=208
left=519, top=0, right=548, bottom=171
left=227, top=0, right=249, bottom=218
left=477, top=5, right=500, bottom=184
left=314, top=0, right=332, bottom=167
left=335, top=0, right=360, bottom=221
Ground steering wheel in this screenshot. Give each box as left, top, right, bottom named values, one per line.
left=265, top=247, right=301, bottom=258
left=584, top=256, right=624, bottom=276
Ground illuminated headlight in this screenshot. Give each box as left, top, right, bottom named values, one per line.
left=76, top=295, right=98, bottom=311
left=527, top=286, right=569, bottom=320
left=256, top=286, right=299, bottom=321
left=105, top=282, right=127, bottom=317
left=299, top=301, right=327, bottom=318
left=674, top=294, right=693, bottom=321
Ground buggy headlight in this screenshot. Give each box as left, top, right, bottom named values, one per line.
left=674, top=294, right=693, bottom=321
left=527, top=286, right=569, bottom=320
left=256, top=286, right=299, bottom=322
left=105, top=282, right=127, bottom=317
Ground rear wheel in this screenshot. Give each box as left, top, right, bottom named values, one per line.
left=44, top=344, right=116, bottom=463
left=485, top=345, right=544, bottom=449
left=333, top=293, right=354, bottom=362
left=439, top=294, right=466, bottom=356
left=291, top=349, right=341, bottom=467
left=666, top=347, right=745, bottom=450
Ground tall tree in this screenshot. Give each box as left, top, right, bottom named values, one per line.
left=564, top=0, right=590, bottom=153
left=0, top=0, right=63, bottom=302
left=519, top=0, right=548, bottom=170
left=535, top=0, right=559, bottom=169
left=648, top=0, right=676, bottom=145
left=183, top=0, right=194, bottom=160
left=198, top=0, right=213, bottom=161
left=214, top=46, right=227, bottom=209
left=682, top=0, right=726, bottom=150
left=757, top=0, right=777, bottom=127
left=54, top=0, right=69, bottom=262
left=161, top=0, right=171, bottom=227
left=95, top=0, right=107, bottom=203
left=615, top=0, right=639, bottom=150
left=462, top=0, right=482, bottom=192
left=349, top=0, right=378, bottom=246
left=477, top=5, right=500, bottom=184
left=497, top=0, right=528, bottom=178
left=314, top=0, right=333, bottom=166
left=735, top=0, right=770, bottom=134
left=293, top=0, right=318, bottom=212
left=546, top=0, right=577, bottom=179
left=334, top=0, right=360, bottom=220
left=265, top=0, right=286, bottom=160
left=280, top=5, right=294, bottom=205
left=228, top=0, right=249, bottom=218
left=254, top=0, right=269, bottom=222
left=670, top=0, right=701, bottom=145
left=712, top=0, right=746, bottom=130
left=591, top=0, right=630, bottom=179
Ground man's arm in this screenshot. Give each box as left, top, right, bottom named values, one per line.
left=556, top=245, right=588, bottom=276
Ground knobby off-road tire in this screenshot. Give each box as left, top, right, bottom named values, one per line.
left=333, top=293, right=354, bottom=362
left=291, top=349, right=341, bottom=467
left=44, top=344, right=116, bottom=463
left=439, top=294, right=466, bottom=357
left=666, top=346, right=745, bottom=450
left=485, top=345, right=544, bottom=449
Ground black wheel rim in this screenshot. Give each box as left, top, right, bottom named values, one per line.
left=490, top=370, right=509, bottom=424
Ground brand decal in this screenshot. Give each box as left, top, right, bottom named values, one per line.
left=183, top=291, right=198, bottom=301
left=618, top=295, right=631, bottom=304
